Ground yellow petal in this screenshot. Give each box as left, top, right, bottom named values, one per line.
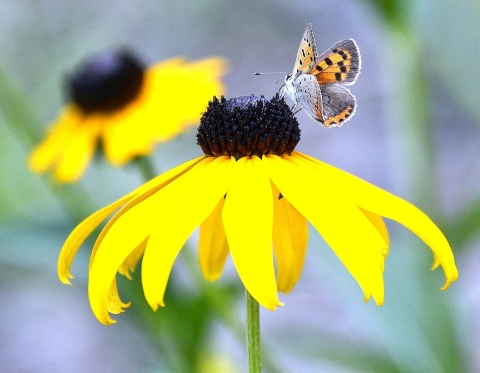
left=223, top=157, right=282, bottom=310
left=58, top=194, right=133, bottom=284
left=272, top=183, right=309, bottom=293
left=362, top=209, right=389, bottom=272
left=53, top=115, right=100, bottom=182
left=88, top=157, right=217, bottom=323
left=28, top=105, right=81, bottom=175
left=264, top=154, right=387, bottom=305
left=106, top=277, right=130, bottom=315
left=297, top=151, right=458, bottom=289
left=58, top=156, right=205, bottom=285
left=142, top=156, right=234, bottom=310
left=118, top=238, right=148, bottom=280
left=147, top=57, right=227, bottom=137
left=101, top=108, right=154, bottom=166
left=199, top=198, right=229, bottom=282
left=88, top=155, right=205, bottom=268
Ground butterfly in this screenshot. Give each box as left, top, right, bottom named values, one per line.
left=281, top=23, right=361, bottom=127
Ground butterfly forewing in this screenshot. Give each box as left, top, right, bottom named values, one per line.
left=310, top=39, right=361, bottom=85
left=292, top=23, right=318, bottom=75
left=319, top=84, right=356, bottom=127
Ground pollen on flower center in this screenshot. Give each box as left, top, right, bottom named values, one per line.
left=66, top=50, right=145, bottom=114
left=196, top=95, right=301, bottom=157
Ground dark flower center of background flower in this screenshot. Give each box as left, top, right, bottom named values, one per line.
left=197, top=95, right=301, bottom=158
left=66, top=50, right=145, bottom=114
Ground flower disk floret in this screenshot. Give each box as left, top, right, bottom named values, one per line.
left=197, top=95, right=301, bottom=157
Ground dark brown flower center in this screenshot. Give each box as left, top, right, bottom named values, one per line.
left=66, top=50, right=145, bottom=114
left=197, top=95, right=301, bottom=157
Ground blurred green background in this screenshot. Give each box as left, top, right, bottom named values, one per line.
left=1, top=0, right=479, bottom=372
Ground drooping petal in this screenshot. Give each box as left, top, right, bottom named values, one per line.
left=297, top=151, right=458, bottom=289
left=106, top=277, right=130, bottom=315
left=88, top=155, right=205, bottom=268
left=199, top=198, right=229, bottom=282
left=89, top=277, right=131, bottom=325
left=223, top=156, right=282, bottom=310
left=362, top=209, right=390, bottom=272
left=271, top=183, right=309, bottom=293
left=58, top=194, right=133, bottom=284
left=88, top=157, right=222, bottom=323
left=264, top=154, right=387, bottom=305
left=118, top=238, right=148, bottom=280
left=142, top=156, right=235, bottom=310
left=28, top=105, right=82, bottom=174
left=53, top=115, right=100, bottom=182
left=58, top=156, right=205, bottom=284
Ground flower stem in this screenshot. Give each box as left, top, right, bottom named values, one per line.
left=134, top=156, right=157, bottom=181
left=246, top=288, right=262, bottom=373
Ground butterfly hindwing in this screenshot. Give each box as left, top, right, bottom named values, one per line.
left=310, top=39, right=361, bottom=85
left=292, top=23, right=318, bottom=75
left=320, top=84, right=356, bottom=127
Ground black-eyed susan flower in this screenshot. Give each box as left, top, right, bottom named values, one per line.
left=29, top=50, right=226, bottom=182
left=58, top=95, right=458, bottom=325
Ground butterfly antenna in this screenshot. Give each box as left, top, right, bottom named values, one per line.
left=254, top=71, right=288, bottom=76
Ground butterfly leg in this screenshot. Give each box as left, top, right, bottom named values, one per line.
left=290, top=103, right=302, bottom=117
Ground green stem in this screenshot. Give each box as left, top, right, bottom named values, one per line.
left=246, top=289, right=262, bottom=373
left=0, top=63, right=42, bottom=147
left=180, top=247, right=283, bottom=373
left=134, top=156, right=157, bottom=180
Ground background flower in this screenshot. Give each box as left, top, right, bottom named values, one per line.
left=28, top=51, right=226, bottom=182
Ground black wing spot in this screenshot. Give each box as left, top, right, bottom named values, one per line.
left=324, top=58, right=333, bottom=66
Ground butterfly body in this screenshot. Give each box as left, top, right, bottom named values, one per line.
left=282, top=24, right=361, bottom=127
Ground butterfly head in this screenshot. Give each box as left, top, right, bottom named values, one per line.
left=281, top=73, right=297, bottom=102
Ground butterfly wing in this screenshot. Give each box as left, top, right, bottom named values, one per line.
left=293, top=74, right=324, bottom=122
left=310, top=39, right=361, bottom=85
left=291, top=23, right=318, bottom=75
left=320, top=84, right=356, bottom=127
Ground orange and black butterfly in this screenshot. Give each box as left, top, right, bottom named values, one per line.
left=282, top=23, right=361, bottom=127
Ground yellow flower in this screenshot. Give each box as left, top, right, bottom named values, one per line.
left=29, top=50, right=226, bottom=182
left=58, top=95, right=458, bottom=325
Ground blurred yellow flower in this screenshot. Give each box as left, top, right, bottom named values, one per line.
left=28, top=50, right=226, bottom=182
left=58, top=95, right=458, bottom=325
